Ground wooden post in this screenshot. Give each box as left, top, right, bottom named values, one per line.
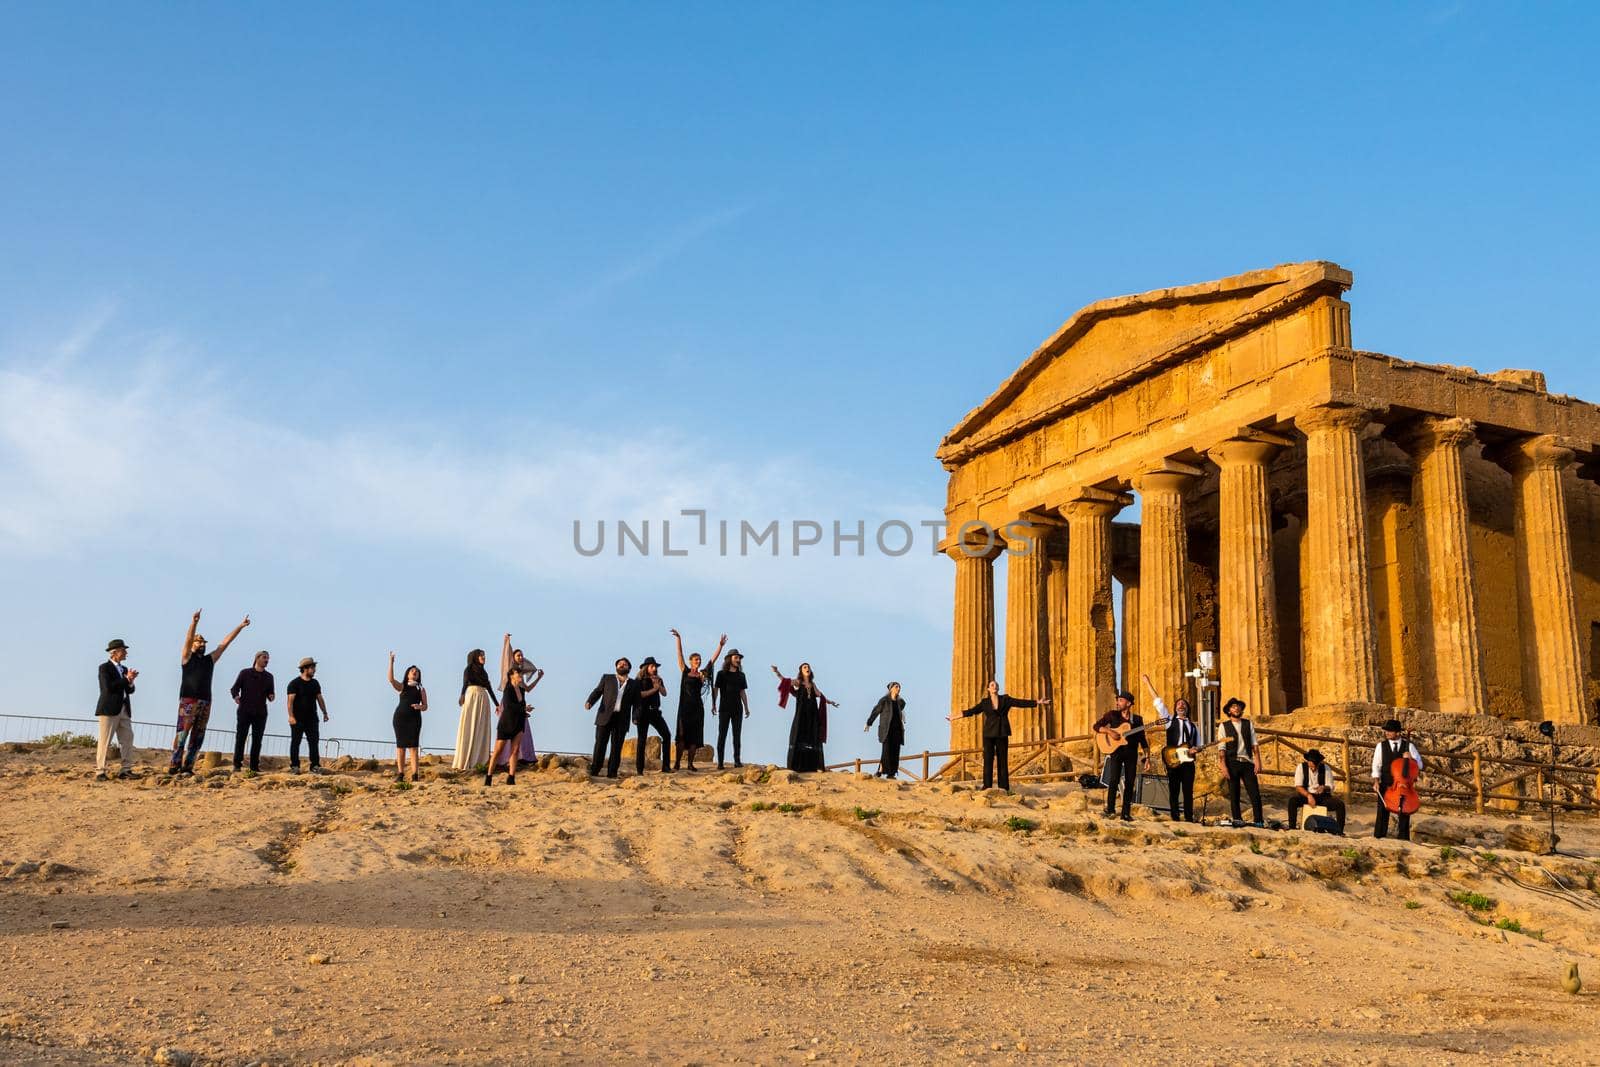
left=1342, top=738, right=1353, bottom=798
left=854, top=757, right=861, bottom=775
left=923, top=750, right=930, bottom=781
left=1473, top=753, right=1484, bottom=815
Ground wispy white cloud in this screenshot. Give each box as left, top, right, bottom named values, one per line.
left=0, top=308, right=948, bottom=625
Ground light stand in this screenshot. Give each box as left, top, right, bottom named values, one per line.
left=1185, top=650, right=1220, bottom=740
left=1538, top=720, right=1558, bottom=855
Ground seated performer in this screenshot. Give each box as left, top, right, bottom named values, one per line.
left=1371, top=719, right=1423, bottom=841
left=1287, top=749, right=1346, bottom=832
left=1094, top=690, right=1151, bottom=822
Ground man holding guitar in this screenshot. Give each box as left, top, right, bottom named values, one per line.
left=1093, top=689, right=1153, bottom=821
left=1146, top=673, right=1200, bottom=823
left=1371, top=718, right=1423, bottom=841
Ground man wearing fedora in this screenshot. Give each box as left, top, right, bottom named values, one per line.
left=286, top=657, right=330, bottom=774
left=94, top=639, right=139, bottom=780
left=631, top=657, right=671, bottom=775
left=1288, top=749, right=1346, bottom=832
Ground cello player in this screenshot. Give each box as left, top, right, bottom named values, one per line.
left=1371, top=718, right=1423, bottom=841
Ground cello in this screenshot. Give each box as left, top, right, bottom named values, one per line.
left=1381, top=731, right=1421, bottom=815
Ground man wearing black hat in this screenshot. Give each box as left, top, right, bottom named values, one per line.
left=711, top=648, right=750, bottom=769
left=1093, top=689, right=1151, bottom=820
left=286, top=657, right=329, bottom=774
left=94, top=639, right=139, bottom=780
left=1217, top=697, right=1264, bottom=826
left=1371, top=719, right=1423, bottom=840
left=1288, top=749, right=1346, bottom=832
left=631, top=657, right=671, bottom=774
left=584, top=657, right=634, bottom=778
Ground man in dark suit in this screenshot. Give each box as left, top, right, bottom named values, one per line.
left=584, top=657, right=633, bottom=778
left=948, top=680, right=1049, bottom=791
left=95, top=639, right=139, bottom=781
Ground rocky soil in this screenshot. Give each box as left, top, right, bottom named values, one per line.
left=2, top=744, right=1599, bottom=1065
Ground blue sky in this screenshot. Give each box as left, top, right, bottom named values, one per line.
left=3, top=3, right=1598, bottom=760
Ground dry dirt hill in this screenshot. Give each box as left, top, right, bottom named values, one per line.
left=2, top=744, right=1598, bottom=1065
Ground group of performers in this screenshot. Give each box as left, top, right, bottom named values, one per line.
left=93, top=611, right=1425, bottom=838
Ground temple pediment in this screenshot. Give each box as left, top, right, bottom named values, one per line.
left=937, top=260, right=1352, bottom=463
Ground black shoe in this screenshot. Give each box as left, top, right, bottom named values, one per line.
left=484, top=773, right=493, bottom=786
left=506, top=774, right=516, bottom=785
left=93, top=772, right=108, bottom=782
left=1102, top=809, right=1115, bottom=818
left=1120, top=814, right=1133, bottom=822
left=733, top=761, right=743, bottom=768
left=716, top=763, right=725, bottom=771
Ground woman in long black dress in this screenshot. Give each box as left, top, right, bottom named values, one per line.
left=486, top=663, right=528, bottom=786
left=670, top=629, right=726, bottom=772
left=387, top=653, right=428, bottom=783
left=773, top=662, right=837, bottom=773
left=864, top=682, right=907, bottom=778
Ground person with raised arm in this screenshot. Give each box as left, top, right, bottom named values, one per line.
left=775, top=663, right=839, bottom=773
left=486, top=663, right=530, bottom=786
left=710, top=648, right=750, bottom=769
left=864, top=682, right=907, bottom=778
left=1144, top=673, right=1197, bottom=823
left=286, top=657, right=330, bottom=774
left=670, top=629, right=726, bottom=772
left=171, top=610, right=249, bottom=775
left=388, top=653, right=428, bottom=783
left=632, top=658, right=671, bottom=774
left=1217, top=697, right=1264, bottom=826
left=453, top=649, right=498, bottom=772
left=497, top=634, right=544, bottom=771
left=947, top=680, right=1050, bottom=792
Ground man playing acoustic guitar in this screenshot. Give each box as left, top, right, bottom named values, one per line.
left=1094, top=690, right=1152, bottom=821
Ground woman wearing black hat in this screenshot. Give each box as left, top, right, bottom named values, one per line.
left=864, top=682, right=907, bottom=778
left=631, top=658, right=671, bottom=774
left=670, top=629, right=726, bottom=772
left=1289, top=749, right=1346, bottom=832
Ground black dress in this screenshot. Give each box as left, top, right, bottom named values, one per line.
left=497, top=685, right=528, bottom=741
left=393, top=684, right=423, bottom=748
left=677, top=667, right=709, bottom=749
left=786, top=682, right=825, bottom=772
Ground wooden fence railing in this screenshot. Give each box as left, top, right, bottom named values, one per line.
left=828, top=726, right=1600, bottom=815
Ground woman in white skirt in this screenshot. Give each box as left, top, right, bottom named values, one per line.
left=453, top=648, right=499, bottom=771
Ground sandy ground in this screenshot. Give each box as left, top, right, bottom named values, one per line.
left=2, top=745, right=1599, bottom=1066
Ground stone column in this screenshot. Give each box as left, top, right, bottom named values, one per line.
left=1113, top=562, right=1140, bottom=699
left=1294, top=405, right=1382, bottom=705
left=946, top=538, right=998, bottom=752
left=1489, top=435, right=1587, bottom=725
left=1003, top=519, right=1051, bottom=742
left=1044, top=525, right=1070, bottom=739
left=1206, top=437, right=1286, bottom=718
left=1132, top=465, right=1200, bottom=709
left=1395, top=417, right=1488, bottom=715
left=1062, top=491, right=1126, bottom=736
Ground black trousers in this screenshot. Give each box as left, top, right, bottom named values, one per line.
left=233, top=708, right=267, bottom=771
left=592, top=714, right=629, bottom=778
left=981, top=736, right=1010, bottom=790
left=635, top=710, right=671, bottom=774
left=1227, top=760, right=1263, bottom=823
left=716, top=710, right=743, bottom=767
left=880, top=735, right=902, bottom=777
left=1166, top=761, right=1196, bottom=821
left=1374, top=797, right=1411, bottom=840
left=1288, top=793, right=1347, bottom=832
left=289, top=717, right=321, bottom=769
left=1102, top=747, right=1139, bottom=816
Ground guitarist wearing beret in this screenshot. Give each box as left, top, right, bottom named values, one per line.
left=1094, top=690, right=1152, bottom=821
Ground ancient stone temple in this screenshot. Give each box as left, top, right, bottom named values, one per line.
left=938, top=262, right=1600, bottom=751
